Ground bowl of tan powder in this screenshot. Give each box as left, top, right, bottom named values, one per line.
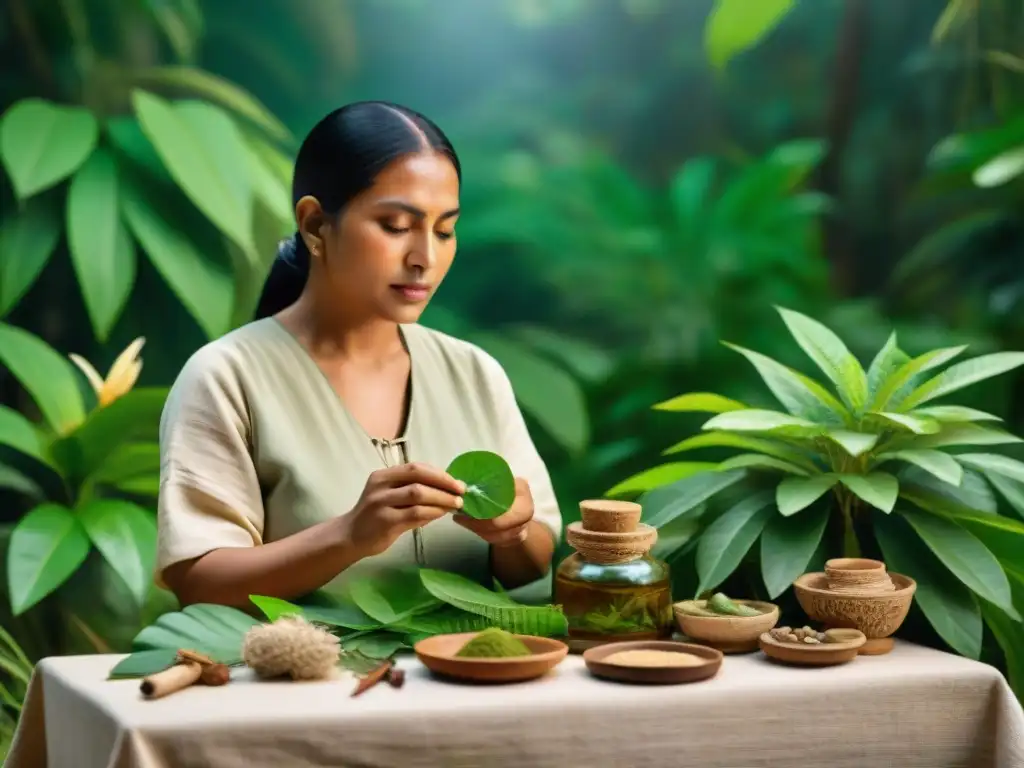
left=583, top=640, right=723, bottom=684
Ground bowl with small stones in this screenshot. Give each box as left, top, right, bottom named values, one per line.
left=759, top=627, right=866, bottom=666
left=673, top=599, right=780, bottom=653
left=793, top=571, right=916, bottom=655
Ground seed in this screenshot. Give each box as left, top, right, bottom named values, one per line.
left=803, top=637, right=820, bottom=644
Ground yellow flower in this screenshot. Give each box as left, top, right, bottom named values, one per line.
left=70, top=337, right=145, bottom=407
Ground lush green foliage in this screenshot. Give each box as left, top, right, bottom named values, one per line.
left=110, top=567, right=568, bottom=677
left=611, top=307, right=1024, bottom=692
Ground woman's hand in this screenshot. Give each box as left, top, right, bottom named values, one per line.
left=454, top=477, right=534, bottom=546
left=341, top=463, right=466, bottom=557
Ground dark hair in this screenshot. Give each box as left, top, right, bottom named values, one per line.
left=253, top=101, right=461, bottom=320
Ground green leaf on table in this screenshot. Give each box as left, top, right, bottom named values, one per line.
left=900, top=352, right=1024, bottom=410
left=418, top=568, right=567, bottom=636
left=663, top=432, right=817, bottom=471
left=910, top=405, right=1002, bottom=423
left=348, top=569, right=440, bottom=625
left=776, top=475, right=838, bottom=517
left=394, top=605, right=493, bottom=635
left=446, top=450, right=516, bottom=520
left=760, top=503, right=828, bottom=599
left=65, top=148, right=136, bottom=341
left=870, top=346, right=966, bottom=411
left=898, top=507, right=1016, bottom=616
left=132, top=90, right=254, bottom=254
left=0, top=99, right=98, bottom=199
left=340, top=631, right=407, bottom=659
left=249, top=595, right=305, bottom=623
left=8, top=503, right=91, bottom=615
left=0, top=405, right=43, bottom=462
left=826, top=430, right=878, bottom=457
left=717, top=453, right=808, bottom=475
left=108, top=648, right=178, bottom=679
left=120, top=172, right=233, bottom=338
left=50, top=388, right=169, bottom=482
left=77, top=499, right=156, bottom=607
left=638, top=469, right=746, bottom=529
left=133, top=603, right=260, bottom=655
left=653, top=392, right=746, bottom=413
left=696, top=492, right=774, bottom=594
left=0, top=323, right=86, bottom=434
left=874, top=513, right=982, bottom=660
left=704, top=0, right=794, bottom=71
left=839, top=473, right=899, bottom=513
left=702, top=409, right=818, bottom=434
left=877, top=450, right=963, bottom=487
left=866, top=332, right=909, bottom=401
left=721, top=343, right=847, bottom=424
left=606, top=462, right=719, bottom=497
left=300, top=601, right=380, bottom=630
left=868, top=412, right=940, bottom=435
left=777, top=307, right=868, bottom=411
left=0, top=195, right=61, bottom=316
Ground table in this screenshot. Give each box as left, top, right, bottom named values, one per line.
left=7, top=641, right=1024, bottom=768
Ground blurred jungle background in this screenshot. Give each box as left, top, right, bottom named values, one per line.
left=2, top=0, right=1024, bottom=752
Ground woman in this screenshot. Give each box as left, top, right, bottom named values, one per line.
left=157, top=101, right=561, bottom=608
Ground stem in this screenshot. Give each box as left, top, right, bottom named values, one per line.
left=840, top=493, right=861, bottom=559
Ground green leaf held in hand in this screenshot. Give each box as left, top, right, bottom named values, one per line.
left=446, top=450, right=516, bottom=520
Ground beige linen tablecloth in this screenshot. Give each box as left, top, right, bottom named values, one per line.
left=7, top=641, right=1024, bottom=768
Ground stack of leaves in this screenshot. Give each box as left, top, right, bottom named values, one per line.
left=110, top=568, right=568, bottom=678
left=608, top=306, right=1024, bottom=694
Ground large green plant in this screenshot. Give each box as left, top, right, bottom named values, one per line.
left=609, top=307, right=1024, bottom=691
left=0, top=322, right=166, bottom=621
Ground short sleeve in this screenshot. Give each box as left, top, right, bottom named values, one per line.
left=156, top=346, right=265, bottom=586
left=477, top=352, right=563, bottom=544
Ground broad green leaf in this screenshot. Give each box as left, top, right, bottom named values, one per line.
left=108, top=648, right=178, bottom=679
left=78, top=499, right=156, bottom=607
left=760, top=504, right=829, bottom=599
left=702, top=409, right=818, bottom=433
left=244, top=139, right=291, bottom=223
left=0, top=196, right=61, bottom=315
left=50, top=388, right=168, bottom=482
left=982, top=472, right=1024, bottom=519
left=640, top=469, right=747, bottom=529
left=348, top=570, right=440, bottom=625
left=826, top=430, right=878, bottom=457
left=132, top=67, right=292, bottom=143
left=981, top=599, right=1024, bottom=696
left=663, top=432, right=818, bottom=472
left=473, top=333, right=590, bottom=454
left=776, top=475, right=837, bottom=516
left=418, top=569, right=568, bottom=636
left=8, top=504, right=91, bottom=615
left=869, top=412, right=940, bottom=435
left=0, top=405, right=43, bottom=461
left=776, top=307, right=868, bottom=410
left=249, top=595, right=305, bottom=623
left=507, top=326, right=614, bottom=383
left=120, top=172, right=233, bottom=338
left=910, top=405, right=1002, bottom=423
left=718, top=453, right=809, bottom=475
left=695, top=492, right=774, bottom=594
left=132, top=90, right=254, bottom=253
left=722, top=343, right=848, bottom=424
left=133, top=603, right=260, bottom=653
left=606, top=462, right=719, bottom=497
left=395, top=605, right=493, bottom=635
left=66, top=148, right=136, bottom=340
left=877, top=450, right=963, bottom=487
left=653, top=392, right=745, bottom=413
left=839, top=473, right=898, bottom=513
left=341, top=631, right=407, bottom=659
left=0, top=323, right=86, bottom=434
left=446, top=450, right=516, bottom=520
left=669, top=156, right=716, bottom=234
left=957, top=454, right=1024, bottom=518
left=903, top=424, right=1023, bottom=450
left=973, top=146, right=1024, bottom=187
left=874, top=513, right=982, bottom=660
left=0, top=99, right=98, bottom=198
left=870, top=346, right=967, bottom=411
left=704, top=0, right=794, bottom=71
left=105, top=115, right=172, bottom=181
left=299, top=601, right=379, bottom=630
left=900, top=352, right=1024, bottom=410
left=866, top=332, right=909, bottom=400
left=0, top=463, right=44, bottom=501
left=91, top=442, right=161, bottom=485
left=899, top=507, right=1016, bottom=617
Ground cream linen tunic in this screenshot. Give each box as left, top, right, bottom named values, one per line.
left=156, top=318, right=562, bottom=594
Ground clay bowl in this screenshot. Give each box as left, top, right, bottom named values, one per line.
left=413, top=632, right=568, bottom=683
left=759, top=628, right=866, bottom=666
left=583, top=640, right=723, bottom=684
left=793, top=572, right=916, bottom=655
left=673, top=600, right=780, bottom=653
left=824, top=558, right=894, bottom=593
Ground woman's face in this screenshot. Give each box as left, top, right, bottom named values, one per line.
left=305, top=150, right=460, bottom=326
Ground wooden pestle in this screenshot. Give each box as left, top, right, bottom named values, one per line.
left=140, top=649, right=230, bottom=700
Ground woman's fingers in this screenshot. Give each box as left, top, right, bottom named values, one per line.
left=380, top=462, right=466, bottom=495
left=382, top=505, right=452, bottom=527
left=380, top=483, right=463, bottom=511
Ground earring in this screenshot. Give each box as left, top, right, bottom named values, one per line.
left=310, top=245, right=319, bottom=258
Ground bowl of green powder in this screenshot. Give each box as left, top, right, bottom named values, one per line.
left=414, top=628, right=568, bottom=683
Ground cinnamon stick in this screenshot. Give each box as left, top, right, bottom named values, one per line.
left=140, top=662, right=203, bottom=699
left=351, top=660, right=392, bottom=697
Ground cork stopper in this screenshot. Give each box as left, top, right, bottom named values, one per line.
left=566, top=500, right=656, bottom=564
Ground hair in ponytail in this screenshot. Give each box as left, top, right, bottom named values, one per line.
left=253, top=101, right=461, bottom=320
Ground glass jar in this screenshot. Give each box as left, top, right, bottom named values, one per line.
left=553, top=500, right=673, bottom=652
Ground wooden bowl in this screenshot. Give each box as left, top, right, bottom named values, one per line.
left=673, top=600, right=780, bottom=653
left=583, top=640, right=723, bottom=684
left=759, top=628, right=866, bottom=666
left=413, top=632, right=568, bottom=683
left=793, top=572, right=916, bottom=655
